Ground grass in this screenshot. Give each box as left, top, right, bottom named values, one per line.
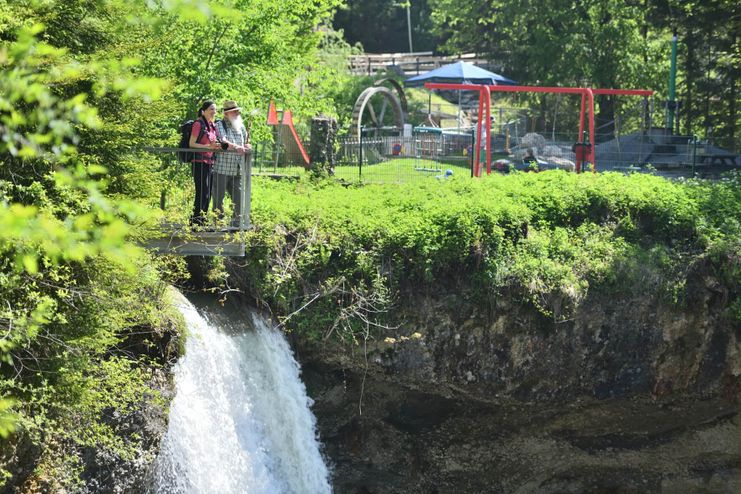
left=251, top=157, right=470, bottom=182
left=251, top=154, right=514, bottom=183
left=405, top=88, right=460, bottom=124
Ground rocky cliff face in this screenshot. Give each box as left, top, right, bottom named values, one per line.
left=295, top=273, right=740, bottom=493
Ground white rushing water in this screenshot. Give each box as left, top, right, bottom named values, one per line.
left=152, top=291, right=331, bottom=494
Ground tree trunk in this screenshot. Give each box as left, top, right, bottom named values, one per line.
left=703, top=46, right=713, bottom=140
left=309, top=115, right=338, bottom=178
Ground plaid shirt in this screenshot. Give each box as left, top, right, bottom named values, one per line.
left=214, top=119, right=249, bottom=175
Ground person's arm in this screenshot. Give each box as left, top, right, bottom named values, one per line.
left=215, top=121, right=232, bottom=150
left=188, top=120, right=202, bottom=147
left=213, top=121, right=240, bottom=150
left=220, top=127, right=250, bottom=153
left=217, top=136, right=241, bottom=150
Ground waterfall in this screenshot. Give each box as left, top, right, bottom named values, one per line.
left=152, top=291, right=331, bottom=494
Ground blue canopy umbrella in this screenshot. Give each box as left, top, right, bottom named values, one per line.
left=404, top=61, right=517, bottom=87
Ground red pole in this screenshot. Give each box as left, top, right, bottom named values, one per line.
left=484, top=85, right=492, bottom=175
left=592, top=89, right=653, bottom=96
left=578, top=93, right=586, bottom=142
left=577, top=93, right=586, bottom=173
left=586, top=88, right=596, bottom=170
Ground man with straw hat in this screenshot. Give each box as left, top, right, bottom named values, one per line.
left=213, top=99, right=251, bottom=229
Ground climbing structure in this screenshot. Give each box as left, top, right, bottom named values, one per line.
left=424, top=82, right=653, bottom=175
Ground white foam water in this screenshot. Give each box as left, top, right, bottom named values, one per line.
left=152, top=291, right=331, bottom=494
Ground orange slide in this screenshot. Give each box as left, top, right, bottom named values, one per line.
left=267, top=101, right=309, bottom=168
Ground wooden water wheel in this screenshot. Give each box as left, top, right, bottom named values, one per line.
left=350, top=84, right=405, bottom=138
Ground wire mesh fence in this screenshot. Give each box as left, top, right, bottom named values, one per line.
left=251, top=140, right=307, bottom=177
left=149, top=126, right=737, bottom=213
left=250, top=135, right=476, bottom=183
left=332, top=134, right=475, bottom=183
left=247, top=129, right=737, bottom=184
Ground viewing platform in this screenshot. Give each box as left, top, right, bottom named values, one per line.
left=142, top=147, right=252, bottom=257
left=145, top=225, right=247, bottom=257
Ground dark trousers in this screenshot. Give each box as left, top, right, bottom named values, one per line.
left=191, top=162, right=212, bottom=225
left=212, top=173, right=241, bottom=227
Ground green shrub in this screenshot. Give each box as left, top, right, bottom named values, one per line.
left=239, top=171, right=739, bottom=338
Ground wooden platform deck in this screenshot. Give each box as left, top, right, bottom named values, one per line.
left=145, top=228, right=247, bottom=257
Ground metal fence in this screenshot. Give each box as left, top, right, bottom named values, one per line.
left=303, top=130, right=737, bottom=182
left=251, top=140, right=308, bottom=176
left=332, top=134, right=475, bottom=182
left=146, top=132, right=737, bottom=220
left=505, top=129, right=738, bottom=176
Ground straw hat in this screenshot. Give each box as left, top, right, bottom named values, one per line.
left=222, top=100, right=241, bottom=112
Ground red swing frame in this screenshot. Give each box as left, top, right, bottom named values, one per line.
left=424, top=83, right=653, bottom=175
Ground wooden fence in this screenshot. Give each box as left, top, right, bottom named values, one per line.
left=349, top=52, right=494, bottom=76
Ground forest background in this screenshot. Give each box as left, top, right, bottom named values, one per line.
left=337, top=0, right=738, bottom=150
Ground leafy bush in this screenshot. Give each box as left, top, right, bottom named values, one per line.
left=0, top=10, right=181, bottom=488
left=239, top=171, right=740, bottom=337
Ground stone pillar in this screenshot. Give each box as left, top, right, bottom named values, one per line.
left=309, top=115, right=337, bottom=177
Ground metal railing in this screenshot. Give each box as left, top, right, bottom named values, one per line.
left=144, top=147, right=252, bottom=231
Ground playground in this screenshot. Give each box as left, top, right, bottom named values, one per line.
left=245, top=61, right=738, bottom=183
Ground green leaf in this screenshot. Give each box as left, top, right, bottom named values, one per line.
left=22, top=254, right=38, bottom=274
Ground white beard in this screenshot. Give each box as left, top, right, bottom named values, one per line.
left=226, top=114, right=244, bottom=131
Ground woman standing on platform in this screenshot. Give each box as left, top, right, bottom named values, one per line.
left=189, top=100, right=221, bottom=226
